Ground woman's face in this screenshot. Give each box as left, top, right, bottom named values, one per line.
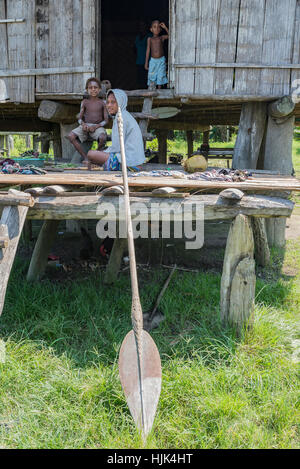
left=106, top=93, right=118, bottom=115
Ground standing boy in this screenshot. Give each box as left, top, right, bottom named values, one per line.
left=68, top=77, right=109, bottom=164
left=145, top=21, right=169, bottom=89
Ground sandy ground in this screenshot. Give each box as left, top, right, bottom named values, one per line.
left=286, top=206, right=300, bottom=240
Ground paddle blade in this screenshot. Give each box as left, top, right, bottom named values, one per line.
left=119, top=330, right=162, bottom=437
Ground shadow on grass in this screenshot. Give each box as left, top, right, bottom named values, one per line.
left=0, top=258, right=239, bottom=369
left=1, top=245, right=296, bottom=371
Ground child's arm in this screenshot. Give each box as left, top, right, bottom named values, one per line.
left=160, top=22, right=169, bottom=40
left=145, top=37, right=151, bottom=70
left=78, top=100, right=88, bottom=131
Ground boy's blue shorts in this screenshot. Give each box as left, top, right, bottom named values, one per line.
left=148, top=56, right=168, bottom=86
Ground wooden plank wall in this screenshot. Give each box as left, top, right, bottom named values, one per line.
left=0, top=0, right=35, bottom=103
left=36, top=0, right=96, bottom=95
left=173, top=0, right=299, bottom=98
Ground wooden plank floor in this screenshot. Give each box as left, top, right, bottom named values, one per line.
left=1, top=172, right=300, bottom=192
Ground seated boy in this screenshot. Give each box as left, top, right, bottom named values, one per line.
left=68, top=77, right=109, bottom=164
left=145, top=21, right=169, bottom=89
left=87, top=89, right=145, bottom=171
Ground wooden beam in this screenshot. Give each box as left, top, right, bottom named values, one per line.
left=175, top=63, right=300, bottom=70
left=268, top=96, right=295, bottom=118
left=186, top=130, right=194, bottom=157
left=0, top=66, right=94, bottom=78
left=27, top=194, right=294, bottom=221
left=38, top=100, right=78, bottom=124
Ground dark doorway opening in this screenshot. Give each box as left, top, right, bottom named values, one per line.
left=100, top=0, right=169, bottom=90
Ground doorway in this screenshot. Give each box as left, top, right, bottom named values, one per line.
left=100, top=0, right=169, bottom=90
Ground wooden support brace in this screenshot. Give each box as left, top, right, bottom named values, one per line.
left=220, top=214, right=256, bottom=334
left=0, top=205, right=29, bottom=315
left=104, top=238, right=127, bottom=285
left=27, top=220, right=60, bottom=282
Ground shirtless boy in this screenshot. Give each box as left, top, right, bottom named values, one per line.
left=145, top=21, right=169, bottom=89
left=68, top=77, right=109, bottom=164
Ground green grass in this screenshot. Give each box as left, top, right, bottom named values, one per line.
left=0, top=134, right=299, bottom=449
left=0, top=243, right=299, bottom=448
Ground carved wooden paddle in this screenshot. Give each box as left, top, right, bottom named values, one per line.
left=117, top=107, right=162, bottom=439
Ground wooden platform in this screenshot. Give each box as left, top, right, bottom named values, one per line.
left=0, top=170, right=300, bottom=193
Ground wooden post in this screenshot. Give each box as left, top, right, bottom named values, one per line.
left=157, top=130, right=168, bottom=164
left=186, top=130, right=194, bottom=157
left=251, top=217, right=270, bottom=267
left=40, top=132, right=50, bottom=154
left=27, top=220, right=60, bottom=282
left=262, top=96, right=295, bottom=247
left=232, top=102, right=267, bottom=169
left=203, top=130, right=210, bottom=145
left=0, top=205, right=29, bottom=315
left=33, top=135, right=39, bottom=152
left=139, top=97, right=153, bottom=146
left=104, top=238, right=127, bottom=285
left=220, top=214, right=256, bottom=334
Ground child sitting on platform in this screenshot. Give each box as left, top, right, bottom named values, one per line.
left=87, top=89, right=145, bottom=171
left=145, top=21, right=169, bottom=89
left=68, top=77, right=109, bottom=165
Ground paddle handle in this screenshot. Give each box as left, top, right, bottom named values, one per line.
left=117, top=108, right=143, bottom=328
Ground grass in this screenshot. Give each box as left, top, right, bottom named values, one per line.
left=0, top=135, right=299, bottom=449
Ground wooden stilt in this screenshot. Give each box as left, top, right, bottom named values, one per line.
left=186, top=130, right=194, bottom=157
left=157, top=130, right=168, bottom=164
left=27, top=220, right=60, bottom=282
left=262, top=97, right=295, bottom=247
left=232, top=102, right=267, bottom=170
left=0, top=204, right=29, bottom=315
left=104, top=237, right=127, bottom=285
left=203, top=130, right=210, bottom=145
left=220, top=214, right=255, bottom=334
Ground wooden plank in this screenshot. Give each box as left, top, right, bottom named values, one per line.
left=27, top=194, right=294, bottom=221
left=175, top=63, right=300, bottom=70
left=194, top=0, right=221, bottom=95
left=291, top=0, right=300, bottom=90
left=215, top=0, right=240, bottom=94
left=36, top=0, right=50, bottom=93
left=82, top=0, right=96, bottom=86
left=0, top=204, right=29, bottom=315
left=1, top=173, right=300, bottom=191
left=48, top=0, right=74, bottom=94
left=72, top=0, right=84, bottom=93
left=234, top=0, right=265, bottom=95
left=260, top=0, right=297, bottom=96
left=0, top=1, right=9, bottom=102
left=0, top=66, right=94, bottom=78
left=6, top=0, right=35, bottom=103
left=175, top=0, right=198, bottom=95
left=0, top=18, right=25, bottom=24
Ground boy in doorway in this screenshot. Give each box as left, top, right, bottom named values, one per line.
left=68, top=77, right=109, bottom=164
left=145, top=20, right=169, bottom=89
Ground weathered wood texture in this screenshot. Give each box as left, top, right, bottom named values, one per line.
left=220, top=214, right=255, bottom=333
left=232, top=103, right=267, bottom=169
left=173, top=0, right=299, bottom=97
left=0, top=0, right=35, bottom=103
left=27, top=194, right=294, bottom=220
left=104, top=238, right=127, bottom=285
left=1, top=0, right=96, bottom=103
left=251, top=217, right=270, bottom=266
left=0, top=204, right=28, bottom=315
left=27, top=219, right=60, bottom=282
